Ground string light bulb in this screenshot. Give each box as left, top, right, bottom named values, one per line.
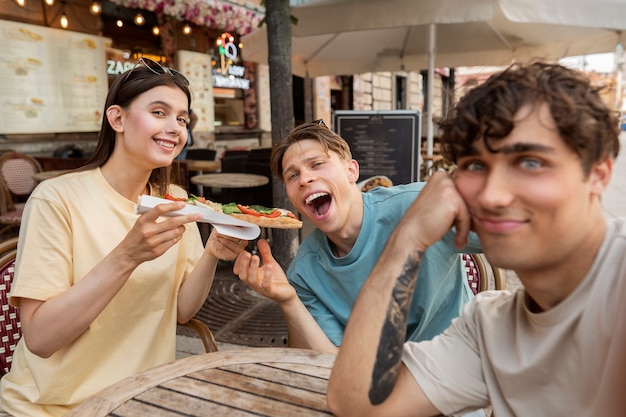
left=60, top=12, right=68, bottom=28
left=116, top=19, right=123, bottom=28
left=89, top=1, right=102, bottom=16
left=133, top=13, right=145, bottom=26
left=15, top=0, right=26, bottom=7
left=182, top=23, right=192, bottom=35
left=152, top=25, right=160, bottom=36
left=44, top=0, right=55, bottom=6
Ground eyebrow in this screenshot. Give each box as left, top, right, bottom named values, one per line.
left=282, top=154, right=327, bottom=176
left=468, top=142, right=556, bottom=156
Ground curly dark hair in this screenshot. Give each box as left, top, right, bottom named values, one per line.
left=270, top=122, right=352, bottom=181
left=441, top=62, right=620, bottom=176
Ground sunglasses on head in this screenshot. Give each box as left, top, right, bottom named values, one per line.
left=313, top=119, right=328, bottom=128
left=122, top=57, right=189, bottom=85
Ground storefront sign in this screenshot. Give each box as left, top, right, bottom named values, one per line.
left=213, top=32, right=250, bottom=90
left=105, top=52, right=167, bottom=77
left=106, top=60, right=134, bottom=76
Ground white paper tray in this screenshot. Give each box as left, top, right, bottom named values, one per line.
left=135, top=195, right=260, bottom=241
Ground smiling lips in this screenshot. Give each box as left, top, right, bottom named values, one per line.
left=476, top=217, right=526, bottom=233
left=305, top=192, right=331, bottom=217
left=155, top=139, right=176, bottom=149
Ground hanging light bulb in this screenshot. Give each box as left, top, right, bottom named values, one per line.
left=182, top=23, right=192, bottom=35
left=152, top=25, right=160, bottom=36
left=44, top=0, right=55, bottom=6
left=133, top=13, right=145, bottom=26
left=60, top=12, right=68, bottom=29
left=116, top=19, right=124, bottom=28
left=15, top=0, right=26, bottom=7
left=89, top=1, right=102, bottom=16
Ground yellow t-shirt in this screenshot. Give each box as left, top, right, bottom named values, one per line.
left=0, top=168, right=203, bottom=417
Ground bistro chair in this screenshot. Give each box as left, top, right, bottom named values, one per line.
left=462, top=253, right=506, bottom=295
left=0, top=238, right=20, bottom=377
left=0, top=152, right=43, bottom=211
left=185, top=148, right=217, bottom=161
left=0, top=182, right=22, bottom=237
left=184, top=148, right=217, bottom=195
left=0, top=152, right=43, bottom=236
left=179, top=318, right=219, bottom=353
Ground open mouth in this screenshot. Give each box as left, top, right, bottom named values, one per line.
left=305, top=192, right=332, bottom=217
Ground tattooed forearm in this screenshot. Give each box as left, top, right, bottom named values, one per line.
left=368, top=251, right=424, bottom=405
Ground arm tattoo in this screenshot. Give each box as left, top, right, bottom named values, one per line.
left=368, top=251, right=423, bottom=405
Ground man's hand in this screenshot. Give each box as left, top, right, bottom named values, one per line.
left=401, top=171, right=472, bottom=251
left=233, top=239, right=297, bottom=304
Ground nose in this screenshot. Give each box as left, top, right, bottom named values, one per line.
left=298, top=168, right=316, bottom=187
left=166, top=117, right=184, bottom=136
left=476, top=169, right=514, bottom=209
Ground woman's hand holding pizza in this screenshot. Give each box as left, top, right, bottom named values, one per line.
left=233, top=239, right=297, bottom=304
left=204, top=229, right=248, bottom=261
left=117, top=202, right=202, bottom=267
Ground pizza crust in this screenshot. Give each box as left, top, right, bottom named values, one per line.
left=229, top=213, right=303, bottom=229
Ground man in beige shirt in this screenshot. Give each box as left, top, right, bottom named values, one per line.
left=328, top=62, right=624, bottom=417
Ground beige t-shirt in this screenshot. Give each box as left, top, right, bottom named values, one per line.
left=403, top=217, right=626, bottom=417
left=0, top=168, right=203, bottom=417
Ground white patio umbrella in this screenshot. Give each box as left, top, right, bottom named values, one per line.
left=242, top=0, right=626, bottom=162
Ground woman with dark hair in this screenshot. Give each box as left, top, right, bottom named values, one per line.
left=0, top=59, right=246, bottom=417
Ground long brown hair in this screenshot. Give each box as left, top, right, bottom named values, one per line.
left=81, top=64, right=191, bottom=196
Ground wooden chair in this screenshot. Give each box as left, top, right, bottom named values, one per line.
left=462, top=253, right=506, bottom=295
left=0, top=182, right=22, bottom=237
left=179, top=318, right=218, bottom=353
left=0, top=238, right=20, bottom=377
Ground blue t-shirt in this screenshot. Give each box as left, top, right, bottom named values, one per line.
left=287, top=182, right=481, bottom=346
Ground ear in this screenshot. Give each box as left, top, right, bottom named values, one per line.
left=589, top=157, right=613, bottom=196
left=347, top=159, right=359, bottom=183
left=106, top=106, right=124, bottom=133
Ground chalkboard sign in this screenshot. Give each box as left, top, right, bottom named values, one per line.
left=334, top=110, right=422, bottom=184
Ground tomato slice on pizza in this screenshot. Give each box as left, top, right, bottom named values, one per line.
left=163, top=194, right=302, bottom=229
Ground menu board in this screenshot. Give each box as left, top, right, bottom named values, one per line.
left=0, top=19, right=108, bottom=134
left=334, top=110, right=422, bottom=184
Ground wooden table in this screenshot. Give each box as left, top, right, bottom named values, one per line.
left=67, top=348, right=335, bottom=417
left=191, top=173, right=269, bottom=189
left=32, top=169, right=70, bottom=182
left=183, top=159, right=221, bottom=172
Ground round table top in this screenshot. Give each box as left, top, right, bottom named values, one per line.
left=190, top=173, right=269, bottom=188
left=66, top=348, right=334, bottom=417
left=182, top=159, right=221, bottom=172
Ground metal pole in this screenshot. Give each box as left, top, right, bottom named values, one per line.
left=427, top=24, right=435, bottom=171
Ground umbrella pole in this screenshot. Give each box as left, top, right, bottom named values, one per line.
left=426, top=24, right=436, bottom=175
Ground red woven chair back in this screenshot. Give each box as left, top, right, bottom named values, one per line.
left=462, top=253, right=482, bottom=296
left=0, top=240, right=20, bottom=377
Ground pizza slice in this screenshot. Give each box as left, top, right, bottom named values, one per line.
left=163, top=194, right=303, bottom=229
